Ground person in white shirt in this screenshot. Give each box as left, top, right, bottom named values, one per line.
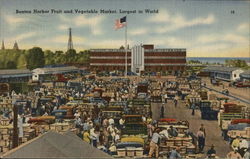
left=243, top=148, right=250, bottom=159
left=159, top=129, right=169, bottom=139
left=119, top=117, right=125, bottom=129
left=148, top=128, right=161, bottom=158
left=108, top=118, right=115, bottom=125
left=239, top=138, right=249, bottom=157
left=74, top=110, right=80, bottom=119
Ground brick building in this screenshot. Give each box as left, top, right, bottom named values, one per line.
left=90, top=44, right=186, bottom=74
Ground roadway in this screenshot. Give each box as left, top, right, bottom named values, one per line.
left=151, top=100, right=231, bottom=158
left=201, top=77, right=250, bottom=105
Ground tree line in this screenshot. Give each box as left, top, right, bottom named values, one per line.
left=0, top=47, right=90, bottom=70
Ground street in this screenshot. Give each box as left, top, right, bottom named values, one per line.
left=151, top=100, right=231, bottom=158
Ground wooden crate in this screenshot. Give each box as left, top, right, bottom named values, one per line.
left=117, top=149, right=126, bottom=157
left=126, top=149, right=135, bottom=157
left=159, top=145, right=170, bottom=151
left=0, top=140, right=7, bottom=147
left=21, top=137, right=28, bottom=143
left=166, top=141, right=174, bottom=146
left=0, top=128, right=9, bottom=135
left=186, top=145, right=196, bottom=154
left=2, top=147, right=9, bottom=153
left=135, top=148, right=143, bottom=157
left=2, top=134, right=9, bottom=140
left=179, top=146, right=186, bottom=155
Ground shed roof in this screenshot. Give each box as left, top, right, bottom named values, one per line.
left=240, top=70, right=250, bottom=78
left=0, top=69, right=32, bottom=78
left=202, top=66, right=241, bottom=73
left=1, top=131, right=112, bottom=158
left=33, top=66, right=79, bottom=75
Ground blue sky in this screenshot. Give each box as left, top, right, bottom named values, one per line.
left=0, top=0, right=249, bottom=57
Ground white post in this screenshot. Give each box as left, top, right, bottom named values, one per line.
left=125, top=17, right=127, bottom=78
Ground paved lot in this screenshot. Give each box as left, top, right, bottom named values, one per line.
left=151, top=100, right=231, bottom=158
left=202, top=77, right=250, bottom=103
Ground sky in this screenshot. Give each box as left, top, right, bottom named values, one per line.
left=0, top=0, right=249, bottom=57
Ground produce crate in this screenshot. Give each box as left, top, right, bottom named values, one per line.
left=126, top=147, right=135, bottom=157
left=117, top=148, right=126, bottom=157
left=218, top=113, right=243, bottom=127
left=2, top=134, right=10, bottom=140
left=135, top=148, right=143, bottom=157
left=159, top=145, right=170, bottom=151
left=0, top=128, right=9, bottom=135
left=186, top=145, right=196, bottom=154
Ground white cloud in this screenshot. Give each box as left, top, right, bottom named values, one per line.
left=148, top=10, right=215, bottom=33
left=7, top=32, right=37, bottom=42
left=147, top=10, right=170, bottom=23
left=51, top=35, right=85, bottom=44
left=237, top=23, right=249, bottom=32
left=149, top=36, right=191, bottom=48
left=197, top=33, right=248, bottom=44
left=59, top=15, right=105, bottom=35
left=189, top=43, right=231, bottom=57
left=129, top=28, right=148, bottom=36
left=58, top=25, right=69, bottom=30
left=4, top=15, right=29, bottom=24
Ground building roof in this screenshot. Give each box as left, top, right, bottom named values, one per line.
left=90, top=48, right=186, bottom=53
left=33, top=66, right=79, bottom=75
left=1, top=131, right=112, bottom=158
left=240, top=70, right=250, bottom=78
left=202, top=66, right=241, bottom=73
left=0, top=69, right=32, bottom=78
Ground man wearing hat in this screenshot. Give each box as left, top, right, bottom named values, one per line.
left=148, top=128, right=161, bottom=158
left=169, top=147, right=181, bottom=159
left=207, top=145, right=216, bottom=158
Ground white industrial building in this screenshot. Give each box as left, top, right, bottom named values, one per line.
left=32, top=66, right=79, bottom=81
left=240, top=70, right=250, bottom=81
left=202, top=66, right=244, bottom=81
left=131, top=45, right=145, bottom=75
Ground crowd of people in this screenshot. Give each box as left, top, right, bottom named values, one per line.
left=0, top=75, right=249, bottom=158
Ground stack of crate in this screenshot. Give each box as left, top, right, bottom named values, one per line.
left=0, top=125, right=12, bottom=153
left=21, top=124, right=36, bottom=144
left=0, top=97, right=12, bottom=112
left=227, top=127, right=250, bottom=139
left=0, top=124, right=37, bottom=152
left=117, top=147, right=144, bottom=157
left=242, top=106, right=250, bottom=119
left=50, top=123, right=72, bottom=133
left=159, top=137, right=195, bottom=156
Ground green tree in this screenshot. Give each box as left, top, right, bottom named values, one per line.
left=65, top=49, right=77, bottom=63
left=6, top=61, right=17, bottom=69
left=26, top=47, right=45, bottom=70
left=44, top=50, right=55, bottom=65
left=77, top=50, right=90, bottom=63
left=17, top=53, right=27, bottom=69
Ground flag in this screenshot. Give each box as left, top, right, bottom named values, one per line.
left=115, top=16, right=126, bottom=30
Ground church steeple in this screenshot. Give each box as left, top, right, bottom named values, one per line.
left=13, top=41, right=19, bottom=50
left=1, top=40, right=5, bottom=50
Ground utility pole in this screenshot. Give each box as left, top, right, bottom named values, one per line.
left=12, top=104, right=19, bottom=148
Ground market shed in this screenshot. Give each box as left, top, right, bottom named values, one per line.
left=0, top=69, right=32, bottom=82
left=240, top=70, right=250, bottom=81
left=32, top=66, right=79, bottom=81
left=202, top=66, right=244, bottom=81
left=1, top=131, right=112, bottom=158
